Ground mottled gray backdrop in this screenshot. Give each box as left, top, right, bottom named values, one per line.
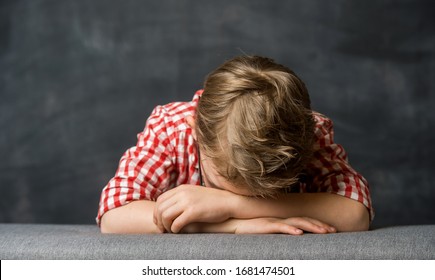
left=1, top=0, right=434, bottom=228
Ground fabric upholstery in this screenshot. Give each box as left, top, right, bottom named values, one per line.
left=1, top=224, right=433, bottom=259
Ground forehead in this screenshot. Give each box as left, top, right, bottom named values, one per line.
left=201, top=157, right=253, bottom=196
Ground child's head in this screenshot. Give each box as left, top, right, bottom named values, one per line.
left=196, top=55, right=315, bottom=197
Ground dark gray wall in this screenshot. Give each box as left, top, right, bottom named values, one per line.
left=1, top=0, right=434, bottom=228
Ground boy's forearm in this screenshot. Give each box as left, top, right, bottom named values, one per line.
left=100, top=200, right=162, bottom=234
left=100, top=200, right=238, bottom=234
left=230, top=192, right=369, bottom=232
left=181, top=219, right=238, bottom=234
left=99, top=193, right=369, bottom=234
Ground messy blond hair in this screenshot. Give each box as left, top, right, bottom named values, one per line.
left=196, top=55, right=315, bottom=197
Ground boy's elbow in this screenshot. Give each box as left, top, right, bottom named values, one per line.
left=99, top=212, right=128, bottom=234
left=341, top=201, right=370, bottom=232
left=99, top=207, right=164, bottom=234
left=100, top=214, right=115, bottom=234
left=330, top=195, right=370, bottom=232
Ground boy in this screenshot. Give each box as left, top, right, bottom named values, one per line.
left=97, top=55, right=373, bottom=234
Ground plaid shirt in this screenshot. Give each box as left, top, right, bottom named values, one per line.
left=97, top=90, right=373, bottom=224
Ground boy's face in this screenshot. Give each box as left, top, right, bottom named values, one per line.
left=186, top=116, right=253, bottom=197
left=199, top=151, right=253, bottom=196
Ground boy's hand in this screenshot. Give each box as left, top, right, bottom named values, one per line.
left=181, top=217, right=336, bottom=234
left=153, top=184, right=238, bottom=233
left=233, top=217, right=337, bottom=235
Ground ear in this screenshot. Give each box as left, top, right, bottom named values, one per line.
left=186, top=115, right=197, bottom=140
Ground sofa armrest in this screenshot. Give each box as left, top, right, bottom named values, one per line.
left=0, top=224, right=433, bottom=259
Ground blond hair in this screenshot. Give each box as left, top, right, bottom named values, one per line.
left=196, top=55, right=315, bottom=197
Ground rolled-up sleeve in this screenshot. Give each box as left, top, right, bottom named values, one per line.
left=305, top=114, right=374, bottom=221
left=96, top=106, right=175, bottom=225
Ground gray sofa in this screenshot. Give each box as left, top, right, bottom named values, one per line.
left=1, top=224, right=434, bottom=259
left=1, top=0, right=434, bottom=260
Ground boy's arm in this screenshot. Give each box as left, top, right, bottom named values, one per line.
left=100, top=199, right=335, bottom=234
left=182, top=216, right=336, bottom=234
left=153, top=185, right=369, bottom=233
left=100, top=200, right=162, bottom=234
left=228, top=192, right=369, bottom=231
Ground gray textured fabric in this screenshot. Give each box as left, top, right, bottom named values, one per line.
left=0, top=224, right=434, bottom=260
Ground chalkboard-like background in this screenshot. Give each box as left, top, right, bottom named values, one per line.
left=1, top=0, right=434, bottom=228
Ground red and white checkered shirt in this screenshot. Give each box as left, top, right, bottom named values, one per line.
left=97, top=90, right=373, bottom=224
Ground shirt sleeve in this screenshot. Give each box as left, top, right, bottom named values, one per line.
left=305, top=114, right=374, bottom=221
left=96, top=105, right=175, bottom=225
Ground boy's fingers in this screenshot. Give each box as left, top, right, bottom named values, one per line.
left=268, top=223, right=303, bottom=235
left=154, top=198, right=178, bottom=232
left=153, top=209, right=165, bottom=233
left=299, top=217, right=336, bottom=233
left=160, top=204, right=183, bottom=233
left=285, top=218, right=329, bottom=234
left=171, top=211, right=191, bottom=234
left=250, top=220, right=302, bottom=235
left=155, top=188, right=177, bottom=204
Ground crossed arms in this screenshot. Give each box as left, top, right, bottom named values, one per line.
left=100, top=184, right=369, bottom=235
